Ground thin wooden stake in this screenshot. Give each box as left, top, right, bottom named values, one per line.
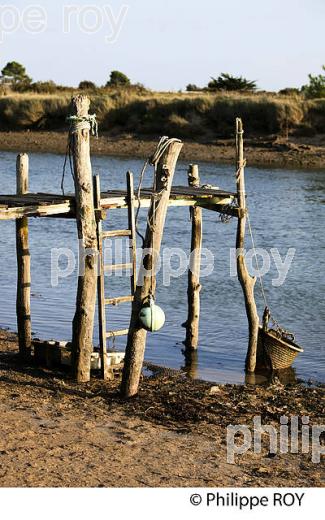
left=70, top=95, right=98, bottom=383
left=185, top=164, right=202, bottom=350
left=126, top=171, right=137, bottom=295
left=16, top=153, right=32, bottom=359
left=94, top=174, right=111, bottom=380
left=121, top=140, right=183, bottom=398
left=235, top=118, right=259, bottom=373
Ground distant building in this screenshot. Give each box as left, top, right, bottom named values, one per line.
left=0, top=76, right=13, bottom=85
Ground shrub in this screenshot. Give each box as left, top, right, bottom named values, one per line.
left=302, top=66, right=325, bottom=98
left=106, top=70, right=131, bottom=87
left=278, top=88, right=301, bottom=96
left=208, top=73, right=257, bottom=92
left=186, top=84, right=201, bottom=92
left=1, top=61, right=32, bottom=84
left=79, top=80, right=97, bottom=90
left=30, top=81, right=57, bottom=94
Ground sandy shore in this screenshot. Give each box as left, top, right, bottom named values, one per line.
left=0, top=328, right=324, bottom=487
left=1, top=131, right=325, bottom=168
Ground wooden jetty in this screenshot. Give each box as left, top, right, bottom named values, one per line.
left=0, top=186, right=237, bottom=221
left=0, top=95, right=259, bottom=396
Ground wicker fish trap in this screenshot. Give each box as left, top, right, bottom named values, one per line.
left=258, top=328, right=303, bottom=370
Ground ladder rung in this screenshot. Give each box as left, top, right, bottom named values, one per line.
left=106, top=329, right=129, bottom=338
left=104, top=263, right=133, bottom=272
left=105, top=295, right=134, bottom=306
left=102, top=230, right=131, bottom=238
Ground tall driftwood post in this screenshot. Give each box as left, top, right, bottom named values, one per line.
left=121, top=140, right=183, bottom=397
left=235, top=118, right=259, bottom=372
left=93, top=174, right=111, bottom=380
left=185, top=164, right=202, bottom=350
left=70, top=95, right=98, bottom=382
left=16, top=153, right=32, bottom=359
left=184, top=349, right=199, bottom=379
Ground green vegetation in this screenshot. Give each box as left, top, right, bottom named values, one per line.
left=1, top=61, right=32, bottom=84
left=186, top=74, right=257, bottom=92
left=302, top=66, right=325, bottom=99
left=78, top=81, right=97, bottom=90
left=106, top=70, right=131, bottom=87
left=208, top=73, right=257, bottom=92
left=0, top=89, right=323, bottom=139
left=0, top=63, right=325, bottom=138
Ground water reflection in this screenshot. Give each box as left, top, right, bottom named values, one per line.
left=245, top=367, right=298, bottom=386
left=182, top=348, right=199, bottom=379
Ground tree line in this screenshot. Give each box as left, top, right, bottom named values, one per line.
left=1, top=60, right=325, bottom=98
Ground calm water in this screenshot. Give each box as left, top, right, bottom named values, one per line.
left=0, top=151, right=324, bottom=383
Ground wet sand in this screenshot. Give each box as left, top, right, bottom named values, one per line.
left=0, top=328, right=324, bottom=487
left=1, top=131, right=325, bottom=168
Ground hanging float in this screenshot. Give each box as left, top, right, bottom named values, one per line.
left=139, top=295, right=166, bottom=332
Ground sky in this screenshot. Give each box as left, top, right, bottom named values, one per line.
left=1, top=0, right=324, bottom=91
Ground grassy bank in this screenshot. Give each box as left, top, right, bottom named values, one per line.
left=0, top=90, right=324, bottom=140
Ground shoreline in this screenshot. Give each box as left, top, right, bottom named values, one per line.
left=1, top=131, right=325, bottom=169
left=0, top=328, right=324, bottom=487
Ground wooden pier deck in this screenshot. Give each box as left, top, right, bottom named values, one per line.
left=0, top=186, right=238, bottom=221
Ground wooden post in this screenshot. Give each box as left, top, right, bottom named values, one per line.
left=16, top=153, right=32, bottom=359
left=235, top=118, right=259, bottom=373
left=126, top=171, right=137, bottom=296
left=183, top=349, right=199, bottom=379
left=121, top=139, right=183, bottom=398
left=185, top=164, right=202, bottom=350
left=70, top=95, right=98, bottom=383
left=94, top=174, right=111, bottom=380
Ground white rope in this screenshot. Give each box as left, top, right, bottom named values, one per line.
left=61, top=114, right=98, bottom=195
left=135, top=136, right=181, bottom=244
left=66, top=114, right=98, bottom=137
left=247, top=208, right=295, bottom=340
left=134, top=136, right=181, bottom=300
left=246, top=212, right=268, bottom=309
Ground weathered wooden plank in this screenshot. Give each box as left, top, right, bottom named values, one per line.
left=102, top=229, right=131, bottom=238
left=106, top=329, right=129, bottom=338
left=104, top=263, right=133, bottom=272
left=105, top=295, right=134, bottom=305
left=0, top=202, right=72, bottom=220
left=0, top=185, right=236, bottom=221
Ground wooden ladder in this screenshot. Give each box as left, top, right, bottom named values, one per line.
left=94, top=171, right=137, bottom=379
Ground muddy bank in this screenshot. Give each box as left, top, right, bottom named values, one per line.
left=0, top=329, right=324, bottom=487
left=0, top=131, right=325, bottom=168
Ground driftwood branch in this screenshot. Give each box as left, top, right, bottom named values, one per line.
left=121, top=140, right=183, bottom=397
left=70, top=95, right=98, bottom=382
left=235, top=118, right=259, bottom=373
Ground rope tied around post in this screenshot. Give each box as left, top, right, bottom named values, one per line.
left=61, top=113, right=98, bottom=195
left=66, top=114, right=98, bottom=137
left=235, top=159, right=247, bottom=182
left=134, top=136, right=182, bottom=245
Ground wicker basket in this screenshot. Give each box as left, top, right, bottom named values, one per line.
left=258, top=328, right=303, bottom=370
